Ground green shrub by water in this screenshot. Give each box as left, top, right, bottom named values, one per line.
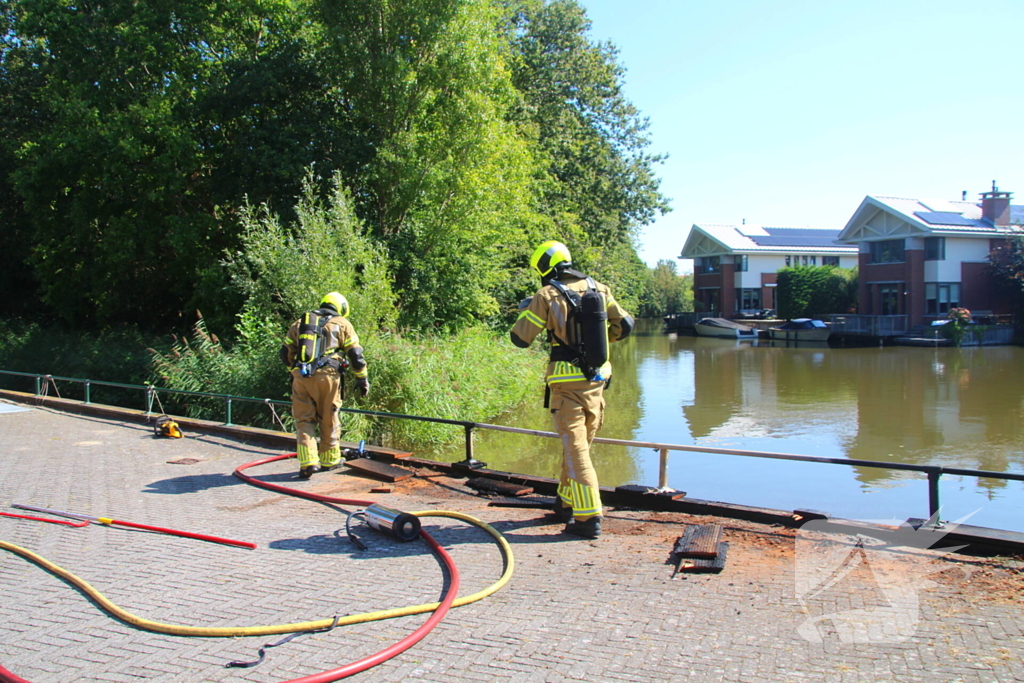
left=150, top=318, right=544, bottom=450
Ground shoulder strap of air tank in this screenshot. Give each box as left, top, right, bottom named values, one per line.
left=548, top=277, right=583, bottom=311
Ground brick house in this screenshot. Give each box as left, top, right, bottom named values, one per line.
left=680, top=224, right=857, bottom=318
left=836, top=184, right=1023, bottom=327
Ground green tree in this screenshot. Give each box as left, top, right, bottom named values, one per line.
left=315, top=0, right=543, bottom=330
left=3, top=0, right=667, bottom=335
left=640, top=259, right=692, bottom=317
left=507, top=0, right=669, bottom=246
left=988, top=233, right=1024, bottom=321
left=5, top=0, right=342, bottom=327
left=500, top=0, right=669, bottom=321
left=0, top=0, right=45, bottom=315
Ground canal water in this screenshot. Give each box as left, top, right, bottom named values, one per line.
left=428, top=319, right=1024, bottom=533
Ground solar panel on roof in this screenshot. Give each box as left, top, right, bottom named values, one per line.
left=748, top=236, right=843, bottom=248
left=761, top=228, right=841, bottom=238
left=913, top=211, right=980, bottom=227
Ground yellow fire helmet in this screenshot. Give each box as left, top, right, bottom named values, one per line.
left=530, top=240, right=572, bottom=277
left=320, top=291, right=350, bottom=317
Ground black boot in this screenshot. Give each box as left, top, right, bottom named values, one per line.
left=299, top=465, right=320, bottom=479
left=564, top=517, right=602, bottom=539
left=550, top=501, right=573, bottom=523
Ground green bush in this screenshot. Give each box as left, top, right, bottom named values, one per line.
left=149, top=318, right=544, bottom=450
left=777, top=266, right=857, bottom=319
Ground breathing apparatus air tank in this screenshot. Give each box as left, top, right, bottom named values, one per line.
left=578, top=284, right=609, bottom=373
left=364, top=503, right=421, bottom=542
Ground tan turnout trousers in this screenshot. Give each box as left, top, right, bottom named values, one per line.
left=550, top=380, right=605, bottom=521
left=290, top=366, right=343, bottom=469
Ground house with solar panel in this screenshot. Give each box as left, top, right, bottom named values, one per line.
left=679, top=224, right=857, bottom=318
left=836, top=183, right=1022, bottom=330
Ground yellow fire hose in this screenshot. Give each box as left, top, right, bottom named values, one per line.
left=0, top=510, right=513, bottom=638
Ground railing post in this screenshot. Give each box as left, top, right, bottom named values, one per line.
left=225, top=397, right=233, bottom=426
left=927, top=469, right=942, bottom=521
left=453, top=423, right=486, bottom=471
left=145, top=387, right=155, bottom=415
left=84, top=381, right=91, bottom=405
left=658, top=448, right=669, bottom=490
left=34, top=375, right=41, bottom=396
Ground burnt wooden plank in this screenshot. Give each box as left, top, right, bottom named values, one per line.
left=488, top=496, right=557, bottom=509
left=673, top=523, right=724, bottom=559
left=345, top=458, right=414, bottom=482
left=674, top=542, right=729, bottom=575
left=466, top=478, right=534, bottom=497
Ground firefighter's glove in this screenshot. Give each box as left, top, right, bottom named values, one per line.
left=356, top=378, right=370, bottom=398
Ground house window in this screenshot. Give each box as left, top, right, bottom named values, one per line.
left=736, top=288, right=761, bottom=311
left=879, top=284, right=901, bottom=315
left=822, top=256, right=840, bottom=267
left=735, top=255, right=748, bottom=272
left=925, top=237, right=945, bottom=261
left=869, top=239, right=905, bottom=264
left=785, top=255, right=791, bottom=267
left=699, top=256, right=720, bottom=273
left=802, top=255, right=809, bottom=266
left=810, top=255, right=816, bottom=266
left=925, top=282, right=960, bottom=315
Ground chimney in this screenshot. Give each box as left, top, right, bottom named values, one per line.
left=980, top=180, right=1012, bottom=227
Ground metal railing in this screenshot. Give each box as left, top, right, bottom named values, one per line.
left=3, top=369, right=1023, bottom=524
left=828, top=314, right=909, bottom=336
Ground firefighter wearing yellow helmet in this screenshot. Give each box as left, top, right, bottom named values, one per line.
left=279, top=292, right=370, bottom=478
left=510, top=241, right=634, bottom=538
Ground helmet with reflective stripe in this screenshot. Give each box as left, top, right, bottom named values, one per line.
left=530, top=240, right=572, bottom=277
left=320, top=292, right=350, bottom=317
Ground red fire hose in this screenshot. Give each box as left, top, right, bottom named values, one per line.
left=1, top=452, right=463, bottom=683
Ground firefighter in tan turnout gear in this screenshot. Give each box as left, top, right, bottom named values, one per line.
left=280, top=292, right=369, bottom=479
left=510, top=241, right=634, bottom=538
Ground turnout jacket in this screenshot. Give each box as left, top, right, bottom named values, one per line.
left=510, top=273, right=632, bottom=385
left=280, top=310, right=368, bottom=380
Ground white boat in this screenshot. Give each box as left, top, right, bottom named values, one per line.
left=694, top=318, right=757, bottom=339
left=768, top=318, right=831, bottom=342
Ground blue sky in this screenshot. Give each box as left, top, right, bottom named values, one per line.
left=575, top=0, right=1024, bottom=270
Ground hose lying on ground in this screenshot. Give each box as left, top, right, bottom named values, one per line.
left=0, top=451, right=515, bottom=682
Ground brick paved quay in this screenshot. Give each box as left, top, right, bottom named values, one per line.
left=2, top=401, right=1023, bottom=682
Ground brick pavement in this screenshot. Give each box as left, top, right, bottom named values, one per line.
left=1, top=402, right=1023, bottom=682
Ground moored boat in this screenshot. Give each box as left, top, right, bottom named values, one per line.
left=768, top=318, right=831, bottom=342
left=694, top=317, right=757, bottom=339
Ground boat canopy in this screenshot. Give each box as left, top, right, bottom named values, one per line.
left=777, top=318, right=827, bottom=330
